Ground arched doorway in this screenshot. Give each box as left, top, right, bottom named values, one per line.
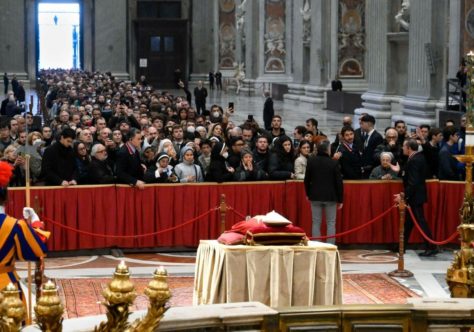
left=36, top=0, right=83, bottom=70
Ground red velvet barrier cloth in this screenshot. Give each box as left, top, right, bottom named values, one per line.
left=5, top=180, right=463, bottom=251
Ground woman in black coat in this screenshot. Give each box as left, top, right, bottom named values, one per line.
left=206, top=142, right=234, bottom=182
left=268, top=135, right=295, bottom=180
left=233, top=149, right=267, bottom=181
left=74, top=141, right=91, bottom=184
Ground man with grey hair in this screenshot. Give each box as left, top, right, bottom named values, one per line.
left=87, top=143, right=114, bottom=184
left=373, top=127, right=404, bottom=168
left=304, top=139, right=343, bottom=244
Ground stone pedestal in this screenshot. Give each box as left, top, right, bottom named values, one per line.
left=283, top=84, right=305, bottom=103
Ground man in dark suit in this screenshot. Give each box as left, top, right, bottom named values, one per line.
left=359, top=114, right=383, bottom=178
left=333, top=126, right=362, bottom=179
left=353, top=113, right=367, bottom=151
left=194, top=81, right=208, bottom=115
left=41, top=128, right=78, bottom=186
left=438, top=126, right=461, bottom=180
left=263, top=90, right=274, bottom=130
left=395, top=138, right=437, bottom=256
left=116, top=128, right=145, bottom=189
left=304, top=140, right=343, bottom=244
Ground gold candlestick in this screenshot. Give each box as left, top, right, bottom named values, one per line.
left=447, top=50, right=474, bottom=297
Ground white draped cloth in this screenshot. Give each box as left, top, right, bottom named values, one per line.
left=193, top=240, right=343, bottom=307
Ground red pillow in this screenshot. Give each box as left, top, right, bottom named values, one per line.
left=217, top=231, right=245, bottom=245
left=228, top=218, right=262, bottom=235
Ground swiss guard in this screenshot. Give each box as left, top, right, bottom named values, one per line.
left=0, top=161, right=49, bottom=300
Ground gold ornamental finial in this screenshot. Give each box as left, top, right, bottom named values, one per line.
left=130, top=267, right=170, bottom=332
left=94, top=261, right=137, bottom=332
left=2, top=282, right=26, bottom=331
left=35, top=280, right=64, bottom=332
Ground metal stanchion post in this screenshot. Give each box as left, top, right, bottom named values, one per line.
left=219, top=194, right=227, bottom=234
left=389, top=193, right=413, bottom=278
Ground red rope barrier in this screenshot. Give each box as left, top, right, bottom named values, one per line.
left=227, top=206, right=246, bottom=219
left=227, top=204, right=397, bottom=240
left=310, top=205, right=397, bottom=240
left=406, top=206, right=459, bottom=245
left=42, top=207, right=219, bottom=239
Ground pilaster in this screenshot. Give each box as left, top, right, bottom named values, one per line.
left=0, top=0, right=29, bottom=87
left=399, top=0, right=448, bottom=127
left=354, top=0, right=392, bottom=129
left=94, top=0, right=129, bottom=79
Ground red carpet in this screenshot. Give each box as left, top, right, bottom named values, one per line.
left=55, top=277, right=193, bottom=319
left=55, top=273, right=419, bottom=319
left=342, top=273, right=419, bottom=304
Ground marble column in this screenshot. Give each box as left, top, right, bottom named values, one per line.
left=94, top=0, right=129, bottom=79
left=448, top=0, right=462, bottom=78
left=240, top=0, right=259, bottom=94
left=190, top=0, right=216, bottom=82
left=82, top=0, right=94, bottom=72
left=301, top=0, right=331, bottom=105
left=397, top=0, right=448, bottom=127
left=354, top=0, right=392, bottom=130
left=0, top=0, right=29, bottom=87
left=284, top=0, right=306, bottom=102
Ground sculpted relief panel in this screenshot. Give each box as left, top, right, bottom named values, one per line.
left=338, top=0, right=365, bottom=78
left=264, top=0, right=286, bottom=73
left=219, top=0, right=236, bottom=69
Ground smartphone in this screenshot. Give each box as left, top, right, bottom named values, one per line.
left=228, top=102, right=234, bottom=109
left=248, top=115, right=254, bottom=121
left=410, top=128, right=416, bottom=134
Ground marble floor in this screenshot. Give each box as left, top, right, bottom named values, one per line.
left=15, top=248, right=454, bottom=301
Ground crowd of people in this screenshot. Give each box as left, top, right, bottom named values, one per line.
left=0, top=69, right=466, bottom=188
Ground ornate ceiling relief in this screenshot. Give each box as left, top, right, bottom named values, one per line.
left=264, top=0, right=286, bottom=73
left=338, top=0, right=365, bottom=78
left=219, top=0, right=236, bottom=69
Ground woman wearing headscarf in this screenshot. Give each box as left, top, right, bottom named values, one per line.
left=157, top=138, right=179, bottom=166
left=174, top=146, right=203, bottom=183
left=233, top=148, right=267, bottom=181
left=268, top=135, right=296, bottom=180
left=369, top=152, right=400, bottom=180
left=206, top=141, right=234, bottom=182
left=144, top=152, right=178, bottom=183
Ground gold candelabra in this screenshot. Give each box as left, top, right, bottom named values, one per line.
left=0, top=262, right=171, bottom=332
left=447, top=51, right=474, bottom=297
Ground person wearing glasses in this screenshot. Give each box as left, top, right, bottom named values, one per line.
left=87, top=144, right=115, bottom=184
left=373, top=128, right=404, bottom=170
